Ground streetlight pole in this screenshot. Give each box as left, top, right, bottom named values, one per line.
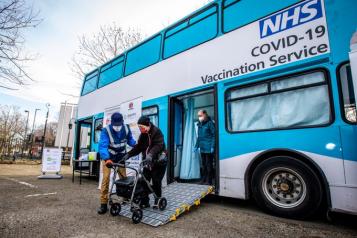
left=22, top=110, right=30, bottom=157
left=65, top=118, right=75, bottom=157
left=30, top=108, right=40, bottom=159
left=40, top=103, right=50, bottom=159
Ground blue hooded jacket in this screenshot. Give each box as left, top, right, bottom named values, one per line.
left=99, top=124, right=136, bottom=160
left=195, top=117, right=215, bottom=153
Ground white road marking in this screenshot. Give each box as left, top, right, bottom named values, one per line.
left=25, top=192, right=57, bottom=198
left=6, top=178, right=37, bottom=188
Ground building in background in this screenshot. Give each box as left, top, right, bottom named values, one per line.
left=55, top=102, right=77, bottom=158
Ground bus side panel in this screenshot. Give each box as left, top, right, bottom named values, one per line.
left=218, top=126, right=344, bottom=199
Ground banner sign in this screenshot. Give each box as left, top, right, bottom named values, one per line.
left=42, top=148, right=62, bottom=173
left=119, top=97, right=143, bottom=176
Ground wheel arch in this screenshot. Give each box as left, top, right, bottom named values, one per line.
left=244, top=148, right=331, bottom=208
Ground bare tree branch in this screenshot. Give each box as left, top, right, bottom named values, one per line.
left=0, top=0, right=42, bottom=90
left=69, top=22, right=144, bottom=89
left=0, top=104, right=26, bottom=156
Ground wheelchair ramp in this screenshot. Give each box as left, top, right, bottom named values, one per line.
left=119, top=182, right=214, bottom=227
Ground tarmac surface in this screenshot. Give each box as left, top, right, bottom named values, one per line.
left=0, top=164, right=356, bottom=238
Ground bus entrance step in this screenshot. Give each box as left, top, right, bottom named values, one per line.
left=119, top=182, right=214, bottom=227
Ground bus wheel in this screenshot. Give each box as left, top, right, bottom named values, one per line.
left=251, top=156, right=323, bottom=219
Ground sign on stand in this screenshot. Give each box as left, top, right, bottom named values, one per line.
left=38, top=148, right=63, bottom=179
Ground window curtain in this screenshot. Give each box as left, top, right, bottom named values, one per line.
left=180, top=98, right=201, bottom=179
left=229, top=85, right=330, bottom=131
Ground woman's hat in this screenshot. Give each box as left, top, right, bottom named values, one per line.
left=137, top=116, right=150, bottom=126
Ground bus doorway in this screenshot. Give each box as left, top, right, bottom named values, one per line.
left=168, top=88, right=218, bottom=188
left=74, top=118, right=92, bottom=160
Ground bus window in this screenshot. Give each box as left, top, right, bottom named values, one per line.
left=142, top=106, right=159, bottom=126
left=81, top=70, right=98, bottom=95
left=125, top=35, right=161, bottom=75
left=163, top=4, right=218, bottom=59
left=226, top=71, right=331, bottom=132
left=222, top=0, right=300, bottom=33
left=339, top=63, right=356, bottom=123
left=98, top=56, right=124, bottom=88
left=94, top=118, right=103, bottom=143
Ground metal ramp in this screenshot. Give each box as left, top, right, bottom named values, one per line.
left=119, top=182, right=214, bottom=227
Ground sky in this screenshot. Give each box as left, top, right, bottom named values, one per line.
left=0, top=0, right=212, bottom=126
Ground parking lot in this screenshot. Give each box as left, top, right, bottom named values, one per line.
left=0, top=164, right=356, bottom=238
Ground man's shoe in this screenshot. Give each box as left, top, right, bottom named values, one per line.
left=97, top=204, right=108, bottom=214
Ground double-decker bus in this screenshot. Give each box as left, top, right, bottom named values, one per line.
left=74, top=0, right=357, bottom=218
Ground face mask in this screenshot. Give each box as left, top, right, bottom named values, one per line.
left=198, top=116, right=204, bottom=122
left=139, top=125, right=150, bottom=134
left=112, top=125, right=122, bottom=132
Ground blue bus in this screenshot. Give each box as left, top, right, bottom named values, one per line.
left=74, top=0, right=357, bottom=219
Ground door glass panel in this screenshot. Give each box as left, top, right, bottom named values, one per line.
left=339, top=63, right=357, bottom=123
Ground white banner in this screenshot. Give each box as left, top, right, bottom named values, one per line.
left=120, top=97, right=143, bottom=176
left=42, top=148, right=62, bottom=173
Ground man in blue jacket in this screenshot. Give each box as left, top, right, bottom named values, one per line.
left=97, top=112, right=136, bottom=214
left=194, top=110, right=216, bottom=185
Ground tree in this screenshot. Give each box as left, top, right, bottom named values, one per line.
left=0, top=0, right=41, bottom=90
left=34, top=122, right=57, bottom=147
left=0, top=105, right=26, bottom=157
left=70, top=23, right=144, bottom=88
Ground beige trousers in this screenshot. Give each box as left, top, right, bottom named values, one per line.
left=100, top=160, right=126, bottom=204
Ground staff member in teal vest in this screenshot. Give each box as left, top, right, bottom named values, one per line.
left=194, top=110, right=216, bottom=185
left=97, top=112, right=136, bottom=214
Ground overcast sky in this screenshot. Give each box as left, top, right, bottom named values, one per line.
left=0, top=0, right=211, bottom=125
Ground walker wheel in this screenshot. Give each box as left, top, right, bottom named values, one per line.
left=110, top=203, right=121, bottom=216
left=158, top=197, right=167, bottom=211
left=132, top=209, right=143, bottom=224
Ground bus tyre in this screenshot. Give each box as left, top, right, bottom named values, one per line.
left=251, top=156, right=323, bottom=219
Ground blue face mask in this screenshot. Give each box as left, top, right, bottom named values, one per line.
left=112, top=125, right=122, bottom=132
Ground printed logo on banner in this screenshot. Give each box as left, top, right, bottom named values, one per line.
left=129, top=102, right=134, bottom=110
left=259, top=0, right=323, bottom=38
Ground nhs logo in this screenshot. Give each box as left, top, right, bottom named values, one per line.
left=259, top=0, right=323, bottom=38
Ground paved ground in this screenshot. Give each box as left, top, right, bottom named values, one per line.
left=0, top=164, right=356, bottom=238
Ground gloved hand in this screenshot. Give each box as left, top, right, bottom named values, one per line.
left=105, top=159, right=113, bottom=168
left=210, top=147, right=214, bottom=154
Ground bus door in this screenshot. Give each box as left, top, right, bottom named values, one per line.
left=74, top=117, right=93, bottom=170
left=91, top=113, right=104, bottom=154
left=168, top=98, right=184, bottom=182
left=168, top=88, right=217, bottom=186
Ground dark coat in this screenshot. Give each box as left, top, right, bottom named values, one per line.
left=195, top=117, right=215, bottom=153
left=127, top=124, right=166, bottom=162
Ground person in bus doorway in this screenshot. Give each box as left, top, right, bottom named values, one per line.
left=194, top=110, right=215, bottom=185
left=97, top=112, right=136, bottom=214
left=123, top=116, right=167, bottom=209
